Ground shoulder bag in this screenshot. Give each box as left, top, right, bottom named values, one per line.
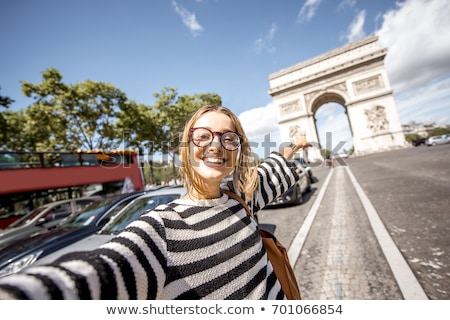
left=222, top=189, right=301, bottom=300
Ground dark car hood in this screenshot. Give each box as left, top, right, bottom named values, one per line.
left=0, top=226, right=101, bottom=268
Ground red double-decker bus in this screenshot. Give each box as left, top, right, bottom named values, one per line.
left=0, top=150, right=145, bottom=228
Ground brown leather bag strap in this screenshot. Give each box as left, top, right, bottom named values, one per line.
left=222, top=189, right=251, bottom=216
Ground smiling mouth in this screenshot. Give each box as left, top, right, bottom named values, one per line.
left=201, top=156, right=225, bottom=165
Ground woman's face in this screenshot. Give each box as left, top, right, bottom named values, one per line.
left=190, top=111, right=239, bottom=190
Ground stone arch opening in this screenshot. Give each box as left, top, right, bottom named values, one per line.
left=268, top=35, right=406, bottom=161
left=311, top=92, right=346, bottom=114
left=312, top=92, right=353, bottom=152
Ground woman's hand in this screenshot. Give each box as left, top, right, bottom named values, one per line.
left=293, top=133, right=312, bottom=150
left=280, top=132, right=312, bottom=160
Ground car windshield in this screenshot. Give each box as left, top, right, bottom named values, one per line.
left=100, top=194, right=180, bottom=234
left=61, top=198, right=118, bottom=228
left=8, top=206, right=48, bottom=228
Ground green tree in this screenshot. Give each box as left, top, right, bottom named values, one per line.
left=115, top=100, right=160, bottom=149
left=0, top=89, right=14, bottom=108
left=20, top=68, right=128, bottom=151
left=428, top=127, right=450, bottom=137
left=115, top=100, right=161, bottom=185
left=0, top=110, right=32, bottom=150
left=0, top=89, right=15, bottom=148
left=405, top=133, right=422, bottom=143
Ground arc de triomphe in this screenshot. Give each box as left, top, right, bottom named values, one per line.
left=268, top=35, right=405, bottom=161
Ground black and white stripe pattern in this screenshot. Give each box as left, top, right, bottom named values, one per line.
left=0, top=152, right=298, bottom=300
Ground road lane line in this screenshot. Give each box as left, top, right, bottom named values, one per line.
left=319, top=167, right=348, bottom=299
left=288, top=167, right=334, bottom=264
left=344, top=166, right=428, bottom=300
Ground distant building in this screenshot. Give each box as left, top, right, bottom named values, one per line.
left=401, top=121, right=448, bottom=137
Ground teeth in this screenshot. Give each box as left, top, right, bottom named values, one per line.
left=205, top=158, right=224, bottom=164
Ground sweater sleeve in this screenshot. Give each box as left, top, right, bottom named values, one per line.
left=0, top=210, right=168, bottom=300
left=253, top=151, right=299, bottom=211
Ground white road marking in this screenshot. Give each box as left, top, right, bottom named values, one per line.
left=344, top=166, right=428, bottom=300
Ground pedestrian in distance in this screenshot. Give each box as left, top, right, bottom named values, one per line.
left=0, top=104, right=311, bottom=300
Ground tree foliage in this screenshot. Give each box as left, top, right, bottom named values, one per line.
left=0, top=110, right=31, bottom=150
left=0, top=88, right=15, bottom=148
left=19, top=68, right=130, bottom=150
left=404, top=133, right=422, bottom=142
left=115, top=100, right=160, bottom=152
left=0, top=88, right=14, bottom=108
left=428, top=127, right=450, bottom=137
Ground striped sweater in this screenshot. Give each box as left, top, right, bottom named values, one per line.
left=0, top=152, right=298, bottom=300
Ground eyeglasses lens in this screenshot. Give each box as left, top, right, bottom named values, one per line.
left=191, top=128, right=240, bottom=151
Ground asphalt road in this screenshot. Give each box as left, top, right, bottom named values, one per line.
left=258, top=143, right=450, bottom=300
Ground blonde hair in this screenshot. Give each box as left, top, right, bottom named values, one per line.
left=179, top=105, right=258, bottom=202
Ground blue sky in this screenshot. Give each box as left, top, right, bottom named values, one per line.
left=1, top=0, right=450, bottom=157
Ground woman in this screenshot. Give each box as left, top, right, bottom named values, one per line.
left=0, top=105, right=310, bottom=299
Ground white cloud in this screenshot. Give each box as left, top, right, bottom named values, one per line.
left=238, top=102, right=282, bottom=158
left=171, top=0, right=203, bottom=37
left=297, top=0, right=322, bottom=23
left=395, top=76, right=450, bottom=125
left=377, top=0, right=450, bottom=93
left=239, top=101, right=279, bottom=140
left=342, top=10, right=366, bottom=43
left=254, top=23, right=277, bottom=55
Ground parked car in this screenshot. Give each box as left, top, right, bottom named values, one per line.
left=0, top=196, right=102, bottom=249
left=292, top=157, right=317, bottom=184
left=0, top=191, right=152, bottom=278
left=426, top=135, right=449, bottom=146
left=23, top=186, right=188, bottom=268
left=265, top=161, right=311, bottom=208
left=336, top=152, right=350, bottom=158
left=411, top=138, right=426, bottom=146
